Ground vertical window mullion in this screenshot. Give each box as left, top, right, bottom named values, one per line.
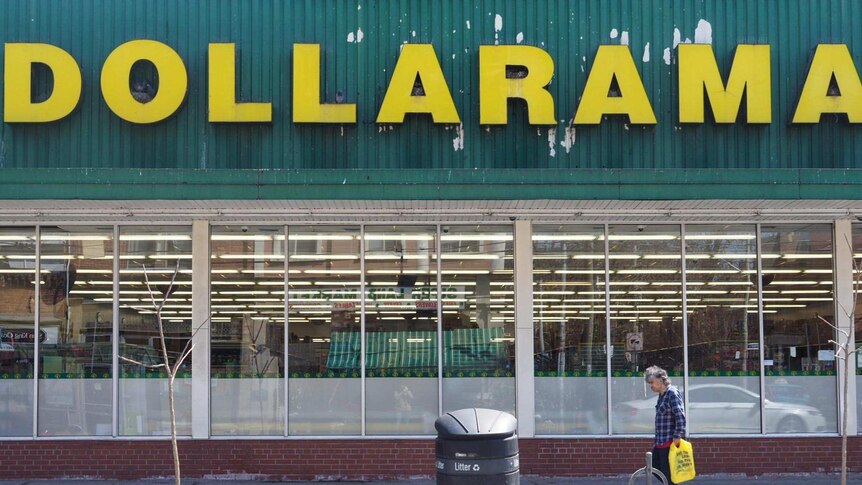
left=112, top=225, right=119, bottom=437
left=360, top=225, right=366, bottom=437
left=604, top=223, right=612, bottom=436
left=288, top=226, right=290, bottom=436
left=437, top=225, right=443, bottom=418
left=756, top=223, right=766, bottom=435
left=680, top=224, right=690, bottom=437
left=33, top=225, right=41, bottom=438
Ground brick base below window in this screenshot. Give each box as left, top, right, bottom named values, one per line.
left=0, top=437, right=859, bottom=480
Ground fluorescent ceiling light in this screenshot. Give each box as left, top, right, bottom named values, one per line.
left=608, top=235, right=677, bottom=241
left=532, top=234, right=597, bottom=241
left=684, top=234, right=755, bottom=240
left=441, top=235, right=512, bottom=241
left=364, top=234, right=434, bottom=241
left=288, top=235, right=356, bottom=241
left=211, top=235, right=274, bottom=241
left=41, top=235, right=111, bottom=241
left=121, top=235, right=191, bottom=241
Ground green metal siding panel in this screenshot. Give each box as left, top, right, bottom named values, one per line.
left=0, top=1, right=861, bottom=199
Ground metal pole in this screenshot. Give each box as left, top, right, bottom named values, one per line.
left=645, top=451, right=653, bottom=485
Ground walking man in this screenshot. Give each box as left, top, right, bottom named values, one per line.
left=645, top=365, right=686, bottom=484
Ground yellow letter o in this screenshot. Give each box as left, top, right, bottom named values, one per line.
left=100, top=40, right=187, bottom=124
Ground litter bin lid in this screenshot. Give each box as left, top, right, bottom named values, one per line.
left=435, top=408, right=517, bottom=440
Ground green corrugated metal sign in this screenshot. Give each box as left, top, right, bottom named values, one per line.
left=1, top=0, right=862, bottom=200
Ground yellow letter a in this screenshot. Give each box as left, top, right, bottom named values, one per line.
left=573, top=45, right=656, bottom=125
left=793, top=44, right=862, bottom=123
left=376, top=44, right=460, bottom=124
left=4, top=43, right=81, bottom=122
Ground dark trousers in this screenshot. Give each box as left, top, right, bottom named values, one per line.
left=651, top=445, right=675, bottom=485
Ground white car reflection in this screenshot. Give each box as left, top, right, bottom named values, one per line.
left=613, top=383, right=828, bottom=434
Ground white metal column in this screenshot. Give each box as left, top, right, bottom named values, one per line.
left=514, top=220, right=535, bottom=438
left=191, top=219, right=211, bottom=439
left=834, top=219, right=857, bottom=436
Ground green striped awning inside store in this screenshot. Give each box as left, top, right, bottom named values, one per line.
left=325, top=328, right=510, bottom=373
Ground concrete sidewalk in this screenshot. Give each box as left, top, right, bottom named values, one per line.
left=2, top=476, right=862, bottom=485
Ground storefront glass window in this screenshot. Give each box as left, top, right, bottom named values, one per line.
left=852, top=223, right=862, bottom=435
left=761, top=224, right=836, bottom=433
left=38, top=226, right=113, bottom=436
left=0, top=228, right=36, bottom=437
left=609, top=225, right=684, bottom=435
left=210, top=226, right=285, bottom=436
left=441, top=226, right=515, bottom=414
left=364, top=226, right=438, bottom=435
left=685, top=225, right=761, bottom=434
left=287, top=226, right=361, bottom=435
left=533, top=225, right=608, bottom=435
left=118, top=226, right=192, bottom=436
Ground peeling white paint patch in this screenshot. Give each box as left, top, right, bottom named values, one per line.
left=673, top=28, right=681, bottom=49
left=340, top=126, right=344, bottom=137
left=685, top=38, right=692, bottom=44
left=694, top=19, right=713, bottom=44
left=642, top=42, right=650, bottom=62
left=560, top=126, right=576, bottom=154
left=357, top=4, right=361, bottom=10
left=452, top=123, right=465, bottom=151
left=610, top=28, right=619, bottom=39
left=346, top=29, right=364, bottom=43
left=494, top=14, right=503, bottom=44
left=547, top=127, right=557, bottom=158
left=663, top=47, right=671, bottom=65
left=620, top=31, right=629, bottom=46
left=516, top=32, right=524, bottom=44
left=452, top=54, right=456, bottom=59
left=411, top=30, right=416, bottom=37
left=466, top=20, right=471, bottom=30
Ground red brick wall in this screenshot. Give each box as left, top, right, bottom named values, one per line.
left=0, top=437, right=859, bottom=480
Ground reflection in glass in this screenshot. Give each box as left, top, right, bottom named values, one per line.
left=441, top=226, right=515, bottom=414
left=533, top=225, right=608, bottom=435
left=119, top=227, right=192, bottom=436
left=38, top=226, right=113, bottom=436
left=686, top=225, right=761, bottom=434
left=761, top=224, right=835, bottom=433
left=854, top=224, right=862, bottom=435
left=210, top=226, right=285, bottom=435
left=364, top=226, right=438, bottom=435
left=288, top=226, right=361, bottom=435
left=0, top=228, right=36, bottom=436
left=609, top=225, right=684, bottom=435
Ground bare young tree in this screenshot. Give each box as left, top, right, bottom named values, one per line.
left=120, top=262, right=203, bottom=485
left=816, top=235, right=859, bottom=485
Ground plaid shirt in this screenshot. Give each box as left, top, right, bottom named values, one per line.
left=654, top=385, right=686, bottom=445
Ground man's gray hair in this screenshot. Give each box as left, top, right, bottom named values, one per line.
left=644, top=365, right=671, bottom=386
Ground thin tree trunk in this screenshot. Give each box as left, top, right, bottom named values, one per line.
left=841, top=326, right=853, bottom=485
left=157, top=311, right=181, bottom=485
left=169, top=373, right=181, bottom=485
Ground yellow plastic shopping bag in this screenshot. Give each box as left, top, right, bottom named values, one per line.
left=669, top=439, right=696, bottom=483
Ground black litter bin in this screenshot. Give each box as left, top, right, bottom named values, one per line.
left=434, top=408, right=519, bottom=484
